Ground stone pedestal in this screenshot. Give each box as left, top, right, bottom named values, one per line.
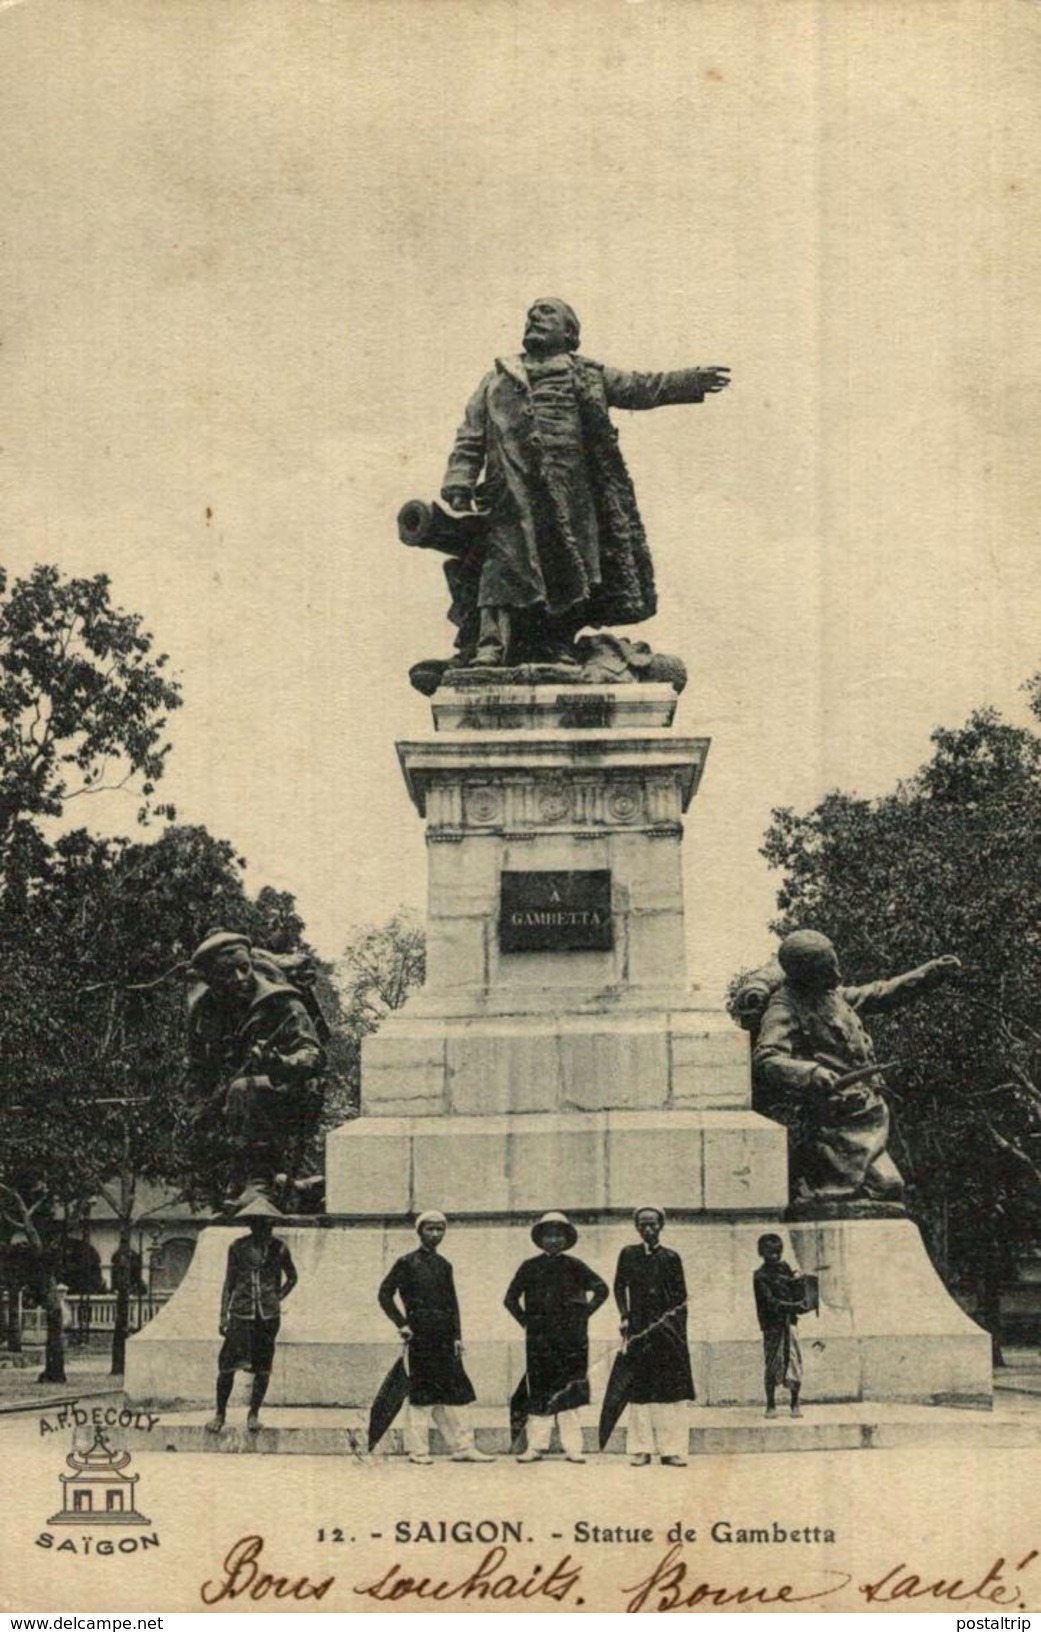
left=126, top=1216, right=988, bottom=1411
left=126, top=677, right=992, bottom=1416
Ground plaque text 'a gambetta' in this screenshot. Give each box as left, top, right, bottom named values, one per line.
left=499, top=870, right=613, bottom=953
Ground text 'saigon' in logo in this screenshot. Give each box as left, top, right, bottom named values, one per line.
left=36, top=1426, right=159, bottom=1556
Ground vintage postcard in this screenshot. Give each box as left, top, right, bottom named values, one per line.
left=3, top=0, right=1041, bottom=1615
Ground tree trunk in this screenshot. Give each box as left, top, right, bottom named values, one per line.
left=979, top=1243, right=1006, bottom=1369
left=5, top=1283, right=22, bottom=1353
left=110, top=1219, right=133, bottom=1377
left=38, top=1274, right=67, bottom=1384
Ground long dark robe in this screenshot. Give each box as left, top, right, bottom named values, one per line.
left=504, top=1252, right=609, bottom=1416
left=613, top=1244, right=695, bottom=1404
left=378, top=1248, right=476, bottom=1408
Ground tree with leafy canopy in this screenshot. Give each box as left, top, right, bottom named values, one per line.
left=0, top=566, right=182, bottom=1378
left=333, top=910, right=426, bottom=1114
left=757, top=686, right=1041, bottom=1358
left=0, top=565, right=182, bottom=866
left=0, top=821, right=349, bottom=1372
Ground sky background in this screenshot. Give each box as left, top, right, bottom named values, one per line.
left=2, top=0, right=1039, bottom=995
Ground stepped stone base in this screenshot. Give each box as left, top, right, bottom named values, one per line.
left=326, top=1109, right=788, bottom=1217
left=121, top=1399, right=1034, bottom=1461
left=356, top=1004, right=751, bottom=1123
left=125, top=1217, right=991, bottom=1411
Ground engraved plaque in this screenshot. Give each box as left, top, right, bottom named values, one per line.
left=499, top=870, right=613, bottom=953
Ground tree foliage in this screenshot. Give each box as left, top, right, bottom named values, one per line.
left=759, top=695, right=1041, bottom=1348
left=332, top=910, right=426, bottom=1113
left=0, top=565, right=182, bottom=865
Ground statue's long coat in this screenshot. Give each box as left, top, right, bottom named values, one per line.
left=442, top=354, right=707, bottom=627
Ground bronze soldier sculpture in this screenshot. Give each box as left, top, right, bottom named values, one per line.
left=431, top=298, right=729, bottom=668
left=750, top=929, right=961, bottom=1210
left=185, top=931, right=326, bottom=1205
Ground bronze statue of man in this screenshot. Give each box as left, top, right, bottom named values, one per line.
left=440, top=298, right=729, bottom=667
left=185, top=931, right=326, bottom=1205
left=752, top=930, right=961, bottom=1210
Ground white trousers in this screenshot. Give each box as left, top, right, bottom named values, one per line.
left=628, top=1401, right=688, bottom=1459
left=526, top=1409, right=584, bottom=1458
left=406, top=1402, right=475, bottom=1458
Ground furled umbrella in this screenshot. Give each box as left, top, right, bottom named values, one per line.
left=509, top=1374, right=530, bottom=1452
left=368, top=1353, right=411, bottom=1452
left=598, top=1345, right=635, bottom=1451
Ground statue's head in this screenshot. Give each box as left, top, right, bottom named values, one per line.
left=777, top=929, right=841, bottom=993
left=523, top=298, right=580, bottom=357
left=191, top=930, right=256, bottom=1004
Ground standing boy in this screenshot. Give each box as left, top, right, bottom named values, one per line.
left=504, top=1211, right=609, bottom=1464
left=753, top=1233, right=805, bottom=1418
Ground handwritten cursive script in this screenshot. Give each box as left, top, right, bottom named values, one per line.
left=200, top=1534, right=335, bottom=1605
left=622, top=1544, right=851, bottom=1612
left=860, top=1549, right=1040, bottom=1606
left=354, top=1545, right=584, bottom=1605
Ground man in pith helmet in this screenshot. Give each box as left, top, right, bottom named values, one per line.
left=505, top=1211, right=609, bottom=1464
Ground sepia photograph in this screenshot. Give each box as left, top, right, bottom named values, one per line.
left=2, top=0, right=1041, bottom=1614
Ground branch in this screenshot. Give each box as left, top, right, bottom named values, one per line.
left=78, top=960, right=188, bottom=996
left=981, top=1115, right=1041, bottom=1185
left=64, top=766, right=135, bottom=802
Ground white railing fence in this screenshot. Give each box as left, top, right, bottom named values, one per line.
left=19, top=1291, right=171, bottom=1341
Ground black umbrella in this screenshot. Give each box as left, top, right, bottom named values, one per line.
left=509, top=1375, right=530, bottom=1452
left=368, top=1355, right=411, bottom=1452
left=598, top=1348, right=635, bottom=1451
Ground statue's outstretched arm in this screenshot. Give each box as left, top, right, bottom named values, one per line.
left=845, top=955, right=961, bottom=1018
left=602, top=364, right=731, bottom=410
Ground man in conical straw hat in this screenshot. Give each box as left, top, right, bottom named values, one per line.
left=504, top=1212, right=609, bottom=1464
left=377, top=1211, right=494, bottom=1464
left=206, top=1196, right=297, bottom=1436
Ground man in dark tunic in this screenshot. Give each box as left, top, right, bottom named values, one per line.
left=753, top=930, right=961, bottom=1206
left=377, top=1210, right=493, bottom=1465
left=206, top=1196, right=297, bottom=1435
left=613, top=1206, right=695, bottom=1466
left=753, top=1233, right=805, bottom=1419
left=186, top=930, right=326, bottom=1201
left=441, top=298, right=730, bottom=666
left=504, top=1211, right=609, bottom=1464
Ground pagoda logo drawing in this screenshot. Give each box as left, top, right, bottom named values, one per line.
left=48, top=1428, right=151, bottom=1527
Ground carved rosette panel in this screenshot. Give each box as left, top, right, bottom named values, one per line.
left=605, top=783, right=641, bottom=824
left=536, top=783, right=572, bottom=824
left=427, top=770, right=685, bottom=835
left=463, top=785, right=504, bottom=827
